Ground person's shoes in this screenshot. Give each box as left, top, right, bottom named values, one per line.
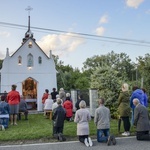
left=0, top=125, right=5, bottom=131
left=88, top=137, right=93, bottom=146
left=107, top=135, right=112, bottom=146
left=127, top=132, right=130, bottom=136
left=111, top=135, right=116, bottom=145
left=58, top=133, right=63, bottom=141
left=58, top=133, right=66, bottom=141
left=14, top=123, right=18, bottom=126
left=84, top=138, right=89, bottom=147
left=122, top=132, right=129, bottom=136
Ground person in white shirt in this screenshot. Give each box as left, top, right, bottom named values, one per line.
left=44, top=94, right=53, bottom=118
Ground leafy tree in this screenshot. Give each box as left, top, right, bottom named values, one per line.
left=90, top=65, right=124, bottom=118
left=137, top=54, right=150, bottom=96
left=53, top=55, right=89, bottom=91
left=0, top=59, right=3, bottom=69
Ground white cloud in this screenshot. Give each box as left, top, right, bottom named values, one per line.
left=95, top=26, right=105, bottom=36
left=126, top=0, right=144, bottom=9
left=37, top=33, right=85, bottom=56
left=99, top=15, right=108, bottom=24
left=0, top=31, right=10, bottom=37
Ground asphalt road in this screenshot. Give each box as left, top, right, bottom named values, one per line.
left=0, top=136, right=150, bottom=150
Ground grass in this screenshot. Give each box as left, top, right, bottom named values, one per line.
left=0, top=113, right=136, bottom=142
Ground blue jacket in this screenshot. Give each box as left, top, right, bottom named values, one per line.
left=130, top=89, right=145, bottom=109
left=0, top=101, right=10, bottom=115
left=143, top=93, right=148, bottom=107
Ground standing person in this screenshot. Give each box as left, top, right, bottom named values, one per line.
left=18, top=95, right=28, bottom=120
left=52, top=94, right=60, bottom=111
left=42, top=89, right=49, bottom=104
left=130, top=86, right=145, bottom=125
left=52, top=98, right=66, bottom=141
left=63, top=97, right=73, bottom=121
left=141, top=88, right=148, bottom=107
left=0, top=95, right=10, bottom=130
left=118, top=83, right=131, bottom=136
left=44, top=94, right=53, bottom=119
left=74, top=100, right=93, bottom=147
left=51, top=88, right=58, bottom=102
left=133, top=98, right=150, bottom=140
left=94, top=98, right=116, bottom=146
left=42, top=89, right=49, bottom=115
left=7, top=84, right=20, bottom=125
left=75, top=95, right=83, bottom=111
left=59, top=88, right=66, bottom=102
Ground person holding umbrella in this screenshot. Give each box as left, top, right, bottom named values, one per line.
left=118, top=83, right=131, bottom=136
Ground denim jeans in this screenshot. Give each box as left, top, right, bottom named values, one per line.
left=0, top=118, right=9, bottom=128
left=97, top=129, right=110, bottom=142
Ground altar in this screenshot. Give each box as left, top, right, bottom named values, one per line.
left=25, top=99, right=37, bottom=110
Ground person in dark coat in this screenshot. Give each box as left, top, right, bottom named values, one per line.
left=51, top=88, right=58, bottom=102
left=75, top=95, right=83, bottom=111
left=52, top=98, right=66, bottom=141
left=133, top=98, right=150, bottom=140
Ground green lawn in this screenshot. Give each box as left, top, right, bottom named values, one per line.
left=0, top=113, right=135, bottom=142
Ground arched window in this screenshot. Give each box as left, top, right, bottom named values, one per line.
left=38, top=56, right=42, bottom=64
left=27, top=53, right=33, bottom=67
left=18, top=56, right=22, bottom=65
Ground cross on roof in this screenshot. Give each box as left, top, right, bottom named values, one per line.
left=25, top=6, right=33, bottom=16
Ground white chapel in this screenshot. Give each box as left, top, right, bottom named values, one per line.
left=0, top=15, right=57, bottom=111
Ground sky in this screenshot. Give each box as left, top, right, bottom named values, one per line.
left=0, top=0, right=150, bottom=70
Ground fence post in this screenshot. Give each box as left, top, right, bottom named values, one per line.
left=89, top=88, right=98, bottom=117
left=71, top=89, right=78, bottom=112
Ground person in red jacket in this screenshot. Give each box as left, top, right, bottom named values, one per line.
left=42, top=89, right=49, bottom=104
left=7, top=84, right=20, bottom=125
left=63, top=97, right=73, bottom=121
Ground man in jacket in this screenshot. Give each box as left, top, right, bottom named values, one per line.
left=133, top=98, right=150, bottom=140
left=18, top=95, right=28, bottom=120
left=94, top=98, right=116, bottom=146
left=130, top=86, right=145, bottom=125
left=52, top=98, right=66, bottom=141
left=0, top=95, right=10, bottom=130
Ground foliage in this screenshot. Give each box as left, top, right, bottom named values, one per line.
left=137, top=54, right=150, bottom=96
left=0, top=59, right=3, bottom=69
left=90, top=65, right=123, bottom=118
left=53, top=55, right=90, bottom=91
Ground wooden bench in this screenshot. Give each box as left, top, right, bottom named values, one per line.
left=44, top=110, right=52, bottom=120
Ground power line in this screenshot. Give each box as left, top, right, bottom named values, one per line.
left=0, top=21, right=150, bottom=47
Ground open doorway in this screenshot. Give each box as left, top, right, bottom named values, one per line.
left=22, top=77, right=37, bottom=110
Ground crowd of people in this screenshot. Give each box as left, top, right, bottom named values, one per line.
left=0, top=84, right=150, bottom=146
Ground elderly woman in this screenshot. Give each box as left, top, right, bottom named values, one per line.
left=118, top=83, right=131, bottom=136
left=74, top=100, right=93, bottom=147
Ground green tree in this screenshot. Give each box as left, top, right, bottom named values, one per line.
left=0, top=59, right=3, bottom=69
left=137, top=54, right=150, bottom=96
left=90, top=65, right=123, bottom=118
